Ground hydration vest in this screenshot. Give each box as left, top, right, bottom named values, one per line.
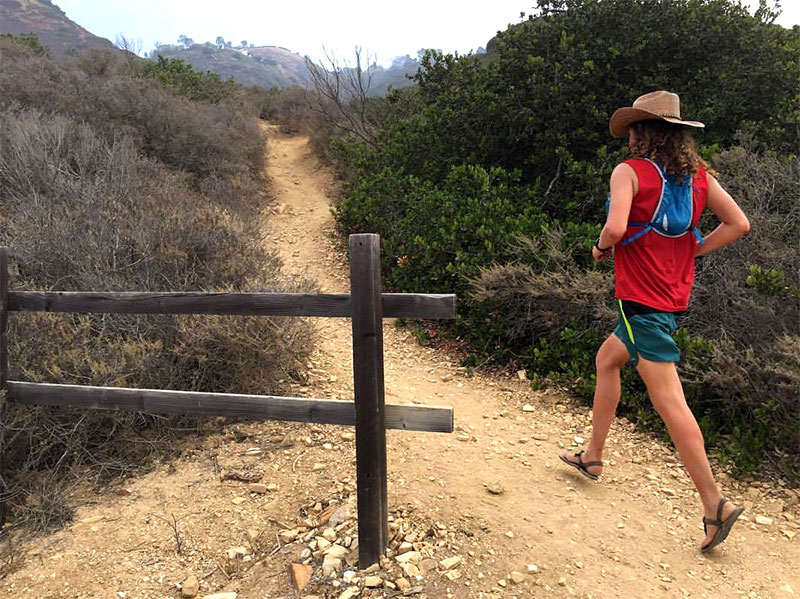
left=620, top=159, right=704, bottom=247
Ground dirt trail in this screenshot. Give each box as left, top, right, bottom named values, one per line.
left=3, top=126, right=798, bottom=599
left=258, top=126, right=800, bottom=599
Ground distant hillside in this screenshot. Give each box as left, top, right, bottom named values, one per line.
left=0, top=0, right=115, bottom=57
left=357, top=54, right=420, bottom=96
left=152, top=41, right=421, bottom=94
left=151, top=43, right=315, bottom=89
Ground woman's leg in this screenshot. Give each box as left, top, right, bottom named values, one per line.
left=561, top=334, right=629, bottom=476
left=635, top=357, right=740, bottom=549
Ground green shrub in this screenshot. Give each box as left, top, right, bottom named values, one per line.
left=141, top=55, right=237, bottom=103
left=328, top=1, right=799, bottom=480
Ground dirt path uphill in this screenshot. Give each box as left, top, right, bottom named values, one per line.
left=2, top=126, right=798, bottom=599
left=259, top=125, right=800, bottom=599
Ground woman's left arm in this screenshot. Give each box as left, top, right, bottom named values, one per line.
left=593, top=163, right=635, bottom=261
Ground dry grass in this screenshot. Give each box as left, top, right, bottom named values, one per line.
left=0, top=39, right=317, bottom=536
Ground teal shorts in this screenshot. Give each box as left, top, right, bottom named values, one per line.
left=613, top=300, right=681, bottom=366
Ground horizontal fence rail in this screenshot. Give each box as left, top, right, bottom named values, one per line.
left=8, top=291, right=456, bottom=320
left=7, top=381, right=454, bottom=433
left=0, top=235, right=457, bottom=565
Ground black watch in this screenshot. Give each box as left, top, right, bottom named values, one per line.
left=594, top=238, right=612, bottom=253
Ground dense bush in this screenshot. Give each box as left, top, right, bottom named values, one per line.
left=0, top=38, right=314, bottom=532
left=0, top=46, right=265, bottom=183
left=329, top=1, right=800, bottom=479
left=141, top=55, right=238, bottom=103
left=472, top=149, right=800, bottom=478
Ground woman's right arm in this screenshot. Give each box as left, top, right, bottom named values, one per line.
left=695, top=175, right=750, bottom=257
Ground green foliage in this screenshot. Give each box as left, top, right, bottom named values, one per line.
left=746, top=265, right=800, bottom=298
left=336, top=163, right=546, bottom=297
left=328, top=0, right=799, bottom=480
left=141, top=55, right=237, bottom=103
left=0, top=33, right=49, bottom=56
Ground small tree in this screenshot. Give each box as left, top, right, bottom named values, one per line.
left=215, top=36, right=225, bottom=49
left=305, top=47, right=381, bottom=147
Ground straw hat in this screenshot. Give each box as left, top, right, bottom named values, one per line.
left=609, top=90, right=704, bottom=138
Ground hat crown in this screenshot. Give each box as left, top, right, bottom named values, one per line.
left=632, top=90, right=681, bottom=119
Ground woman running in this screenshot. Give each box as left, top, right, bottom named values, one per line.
left=559, top=90, right=750, bottom=552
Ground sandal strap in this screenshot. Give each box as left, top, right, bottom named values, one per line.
left=716, top=497, right=728, bottom=522
left=576, top=451, right=603, bottom=469
left=702, top=497, right=730, bottom=532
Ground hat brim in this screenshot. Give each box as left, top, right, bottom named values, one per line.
left=609, top=107, right=705, bottom=138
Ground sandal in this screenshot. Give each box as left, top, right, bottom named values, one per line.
left=700, top=497, right=744, bottom=553
left=559, top=450, right=603, bottom=481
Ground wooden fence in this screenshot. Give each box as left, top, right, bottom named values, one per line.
left=0, top=234, right=456, bottom=566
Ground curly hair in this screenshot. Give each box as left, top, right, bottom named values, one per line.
left=629, top=120, right=716, bottom=180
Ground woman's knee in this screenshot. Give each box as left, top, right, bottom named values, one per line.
left=596, top=344, right=627, bottom=373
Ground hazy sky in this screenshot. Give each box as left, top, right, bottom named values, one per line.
left=54, top=0, right=800, bottom=66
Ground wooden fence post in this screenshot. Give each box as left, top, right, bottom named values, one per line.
left=349, top=234, right=388, bottom=566
left=0, top=247, right=9, bottom=528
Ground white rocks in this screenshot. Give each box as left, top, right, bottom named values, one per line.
left=527, top=564, right=539, bottom=573
left=662, top=488, right=677, bottom=497
left=316, top=536, right=332, bottom=551
left=337, top=587, right=359, bottom=599
left=279, top=529, right=301, bottom=543
left=485, top=482, right=505, bottom=495
left=325, top=544, right=349, bottom=559
left=396, top=550, right=421, bottom=564
left=322, top=527, right=338, bottom=542
left=522, top=404, right=535, bottom=412
left=419, top=558, right=437, bottom=573
left=438, top=556, right=462, bottom=570
left=180, top=575, right=199, bottom=598
left=509, top=571, right=525, bottom=584
left=574, top=436, right=585, bottom=445
left=756, top=515, right=774, bottom=526
left=226, top=546, right=249, bottom=560
left=397, top=541, right=413, bottom=554
left=342, top=570, right=357, bottom=584
left=322, top=554, right=343, bottom=576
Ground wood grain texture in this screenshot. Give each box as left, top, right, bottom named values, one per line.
left=0, top=248, right=7, bottom=527
left=8, top=291, right=456, bottom=319
left=349, top=233, right=389, bottom=564
left=6, top=381, right=453, bottom=433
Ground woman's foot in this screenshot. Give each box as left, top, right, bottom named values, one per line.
left=559, top=449, right=604, bottom=480
left=700, top=498, right=744, bottom=552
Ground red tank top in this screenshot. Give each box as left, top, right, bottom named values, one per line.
left=613, top=159, right=708, bottom=312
